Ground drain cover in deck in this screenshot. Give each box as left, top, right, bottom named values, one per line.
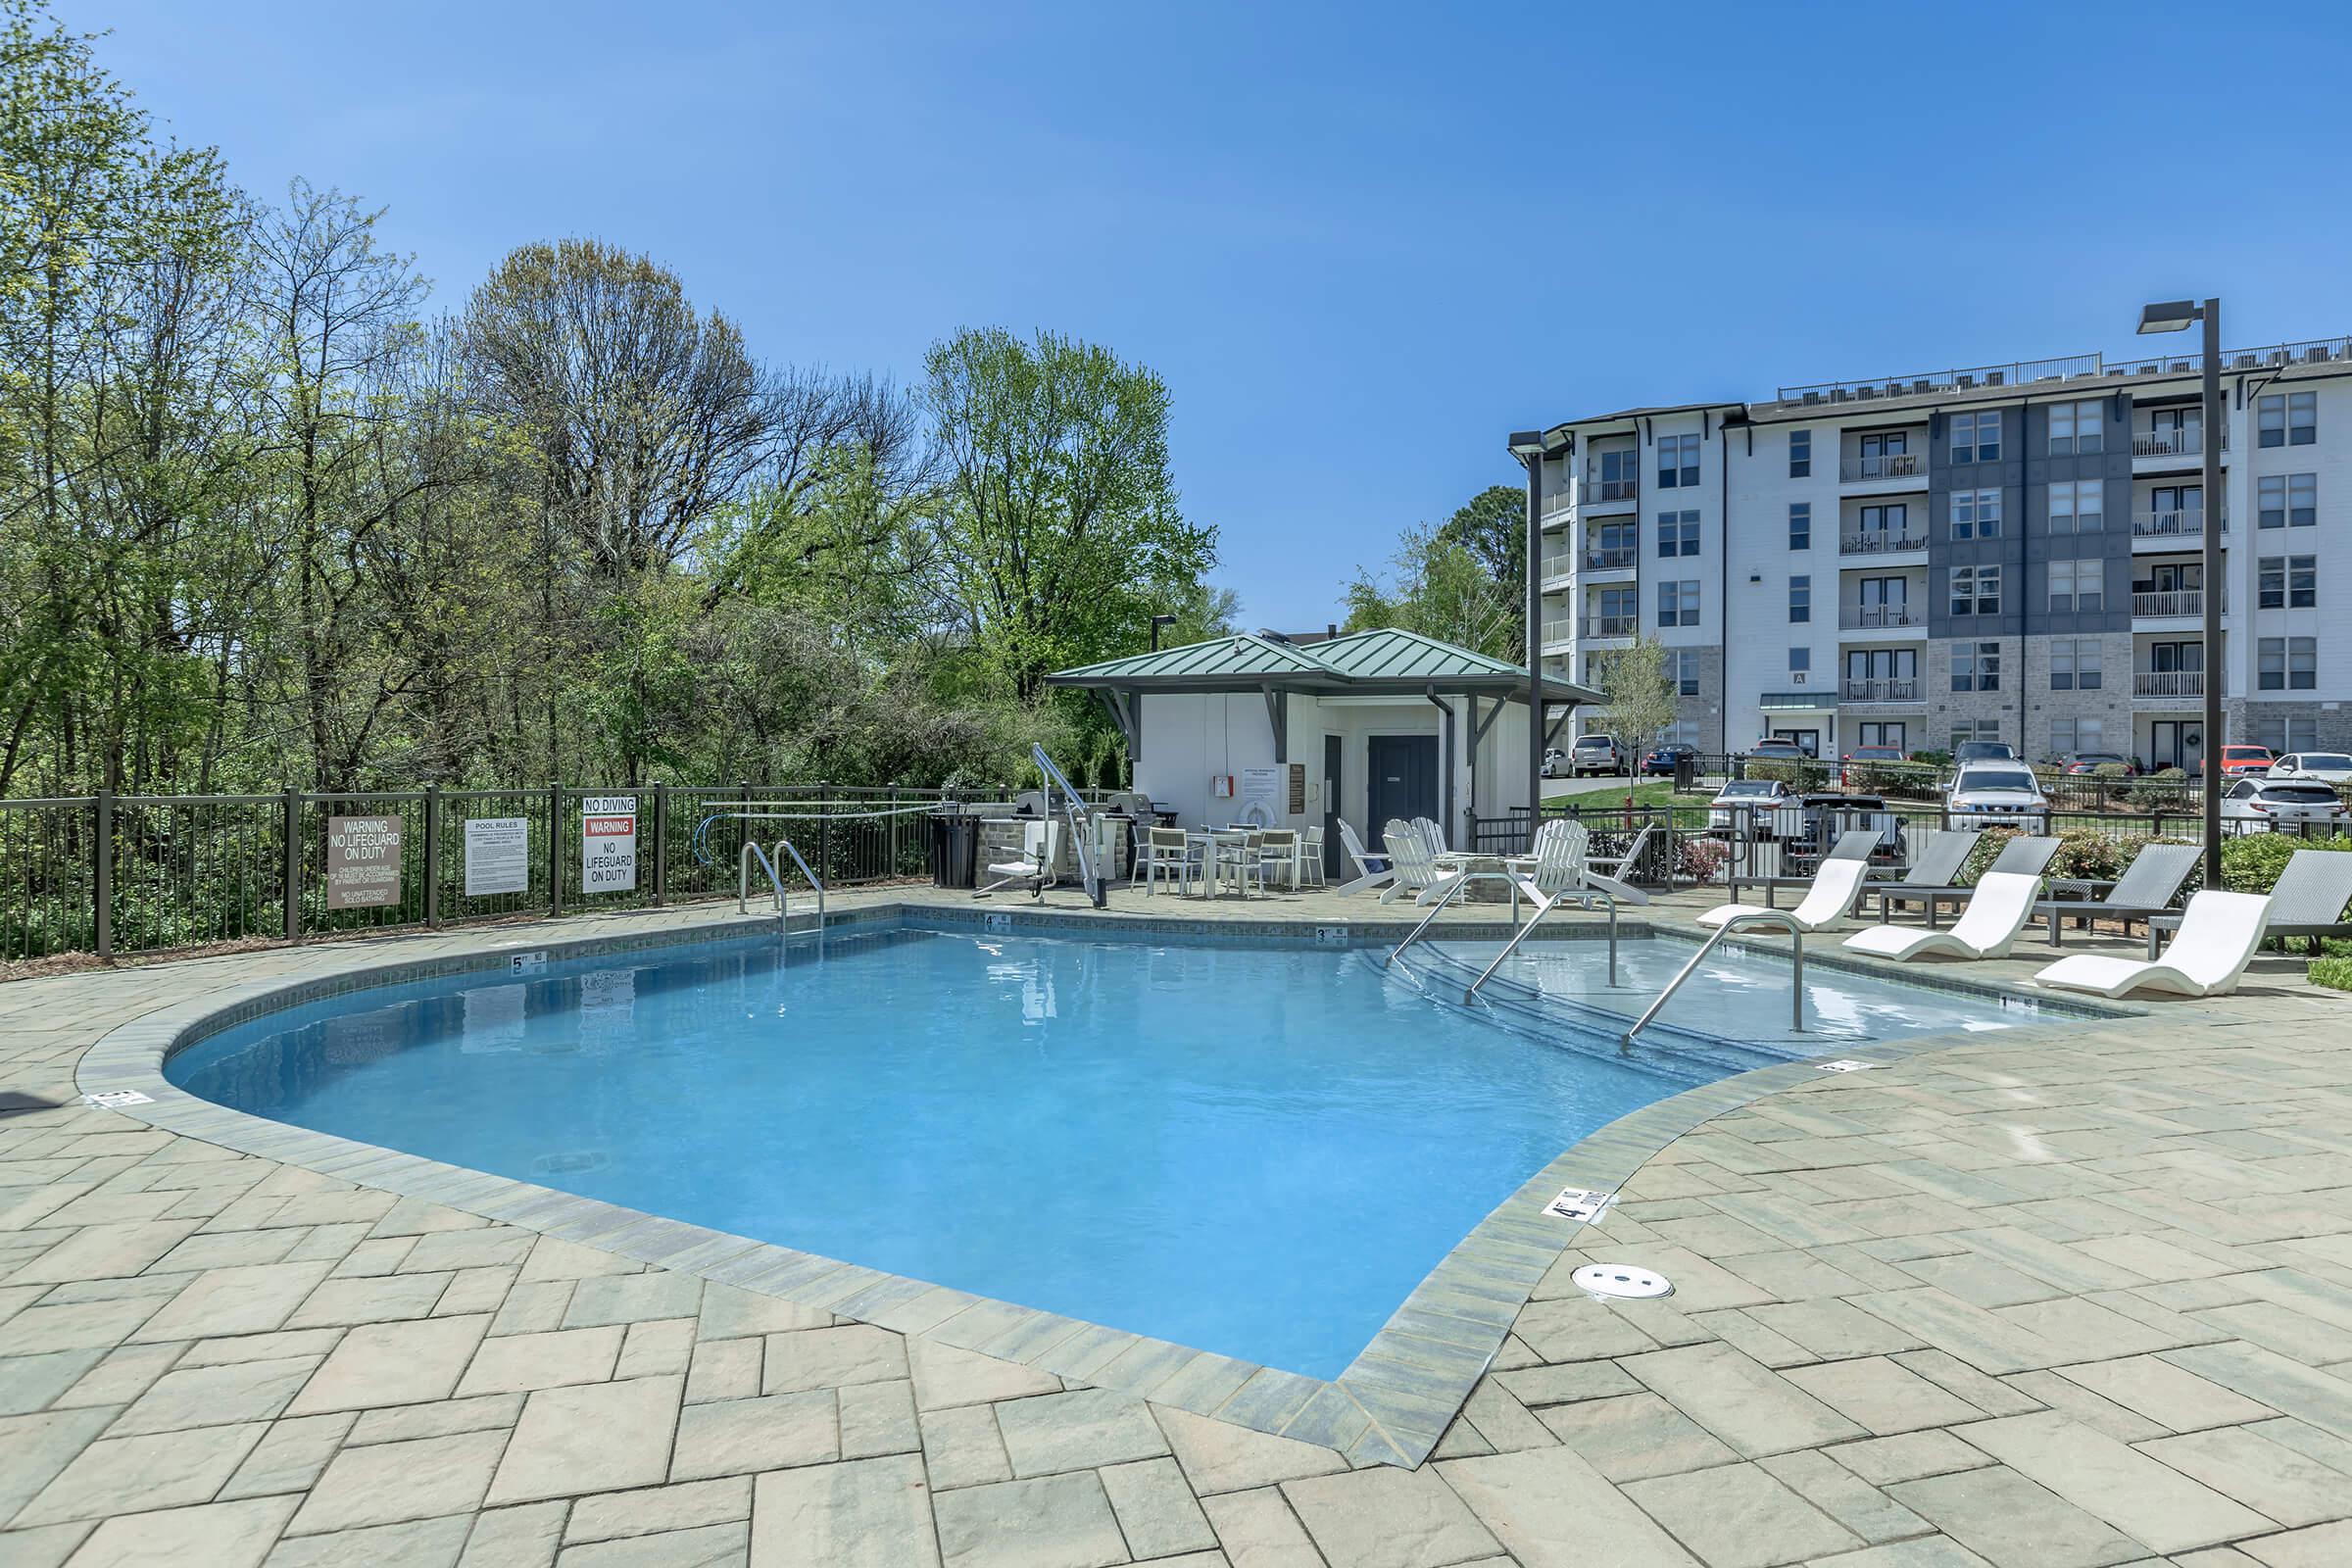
left=1572, top=1262, right=1673, bottom=1300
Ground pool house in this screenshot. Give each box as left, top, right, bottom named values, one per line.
left=1046, top=627, right=1597, bottom=859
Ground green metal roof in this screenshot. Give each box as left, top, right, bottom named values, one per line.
left=1048, top=627, right=1596, bottom=702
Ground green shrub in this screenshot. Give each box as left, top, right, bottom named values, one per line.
left=2222, top=831, right=2352, bottom=897
left=1747, top=760, right=1828, bottom=792
left=2047, top=830, right=2147, bottom=883
left=1910, top=749, right=1952, bottom=768
left=2310, top=955, right=2352, bottom=992
left=1953, top=825, right=2023, bottom=886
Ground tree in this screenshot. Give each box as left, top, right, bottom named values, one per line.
left=1341, top=526, right=1516, bottom=659
left=1587, top=635, right=1680, bottom=763
left=1438, top=484, right=1527, bottom=611
left=923, top=326, right=1213, bottom=702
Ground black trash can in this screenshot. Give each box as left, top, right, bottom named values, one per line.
left=929, top=812, right=979, bottom=889
left=1673, top=752, right=1696, bottom=792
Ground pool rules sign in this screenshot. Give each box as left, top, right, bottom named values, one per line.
left=581, top=797, right=638, bottom=893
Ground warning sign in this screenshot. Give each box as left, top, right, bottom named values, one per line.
left=325, top=815, right=403, bottom=909
left=581, top=796, right=637, bottom=893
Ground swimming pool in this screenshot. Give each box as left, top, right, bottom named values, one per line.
left=166, top=916, right=2037, bottom=1380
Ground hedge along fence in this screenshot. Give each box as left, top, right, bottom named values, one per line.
left=0, top=783, right=1021, bottom=964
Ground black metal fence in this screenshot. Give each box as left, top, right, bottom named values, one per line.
left=1, top=783, right=1023, bottom=963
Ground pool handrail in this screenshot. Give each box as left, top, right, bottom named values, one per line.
left=739, top=838, right=825, bottom=937
left=1464, top=879, right=1617, bottom=1002
left=1625, top=910, right=1805, bottom=1043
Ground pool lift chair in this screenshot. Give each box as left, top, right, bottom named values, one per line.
left=976, top=745, right=1106, bottom=907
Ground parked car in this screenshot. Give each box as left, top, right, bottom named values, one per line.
left=1838, top=744, right=1906, bottom=785
left=2063, top=752, right=2138, bottom=776
left=2221, top=777, right=2352, bottom=833
left=1569, top=735, right=1626, bottom=776
left=2269, top=752, right=2352, bottom=785
left=1744, top=739, right=1810, bottom=762
left=1946, top=761, right=2049, bottom=821
left=1642, top=744, right=1698, bottom=777
left=1953, top=740, right=2019, bottom=764
left=1540, top=747, right=1567, bottom=779
left=1795, top=790, right=1902, bottom=857
left=1707, top=776, right=1790, bottom=835
left=2195, top=744, right=2277, bottom=779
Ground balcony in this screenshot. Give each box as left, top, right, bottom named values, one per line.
left=1583, top=545, right=1637, bottom=571
left=1538, top=616, right=1576, bottom=651
left=1581, top=613, right=1637, bottom=639
left=1839, top=529, right=1931, bottom=557
left=1841, top=677, right=1922, bottom=704
left=2134, top=669, right=2209, bottom=699
left=1539, top=549, right=1577, bottom=582
left=1838, top=453, right=1928, bottom=483
left=1838, top=604, right=1926, bottom=630
left=2132, top=429, right=2226, bottom=462
left=1540, top=490, right=1577, bottom=522
left=2132, top=590, right=2215, bottom=618
left=1582, top=466, right=1639, bottom=508
left=2132, top=509, right=2224, bottom=541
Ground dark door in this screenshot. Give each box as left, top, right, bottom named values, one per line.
left=1322, top=734, right=1345, bottom=878
left=1366, top=735, right=1440, bottom=837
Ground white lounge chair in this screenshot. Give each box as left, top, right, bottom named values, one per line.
left=1841, top=870, right=2043, bottom=962
left=1698, top=846, right=1873, bottom=934
left=978, top=819, right=1062, bottom=901
left=1381, top=825, right=1461, bottom=906
left=2034, top=890, right=2272, bottom=999
left=1336, top=819, right=1394, bottom=897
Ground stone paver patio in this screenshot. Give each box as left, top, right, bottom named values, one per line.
left=4, top=880, right=2351, bottom=1566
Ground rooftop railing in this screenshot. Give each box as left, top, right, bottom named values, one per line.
left=1776, top=336, right=2352, bottom=406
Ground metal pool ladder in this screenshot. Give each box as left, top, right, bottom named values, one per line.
left=1624, top=910, right=1805, bottom=1044
left=741, top=838, right=825, bottom=935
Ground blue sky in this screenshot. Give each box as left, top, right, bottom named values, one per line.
left=67, top=0, right=2352, bottom=630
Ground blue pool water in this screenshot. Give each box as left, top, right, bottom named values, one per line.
left=167, top=920, right=2032, bottom=1378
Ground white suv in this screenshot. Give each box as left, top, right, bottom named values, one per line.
left=1945, top=761, right=2049, bottom=821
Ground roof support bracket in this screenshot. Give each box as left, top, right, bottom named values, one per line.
left=1097, top=689, right=1139, bottom=762
left=1261, top=683, right=1287, bottom=763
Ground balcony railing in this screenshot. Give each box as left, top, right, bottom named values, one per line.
left=2132, top=430, right=2224, bottom=459
left=1539, top=617, right=1577, bottom=646
left=2132, top=590, right=2206, bottom=617
left=2132, top=510, right=2223, bottom=539
left=1838, top=453, right=1927, bottom=482
left=2134, top=670, right=2208, bottom=698
left=1839, top=529, right=1930, bottom=556
left=1838, top=604, right=1924, bottom=630
left=1539, top=550, right=1578, bottom=580
left=1581, top=613, right=1637, bottom=638
left=1540, top=490, right=1577, bottom=519
left=1583, top=468, right=1639, bottom=504
left=1841, top=677, right=1921, bottom=703
left=1583, top=545, right=1637, bottom=571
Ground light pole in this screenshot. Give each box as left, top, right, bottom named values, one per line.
left=1149, top=612, right=1179, bottom=653
left=2135, top=298, right=2223, bottom=887
left=1509, top=430, right=1548, bottom=849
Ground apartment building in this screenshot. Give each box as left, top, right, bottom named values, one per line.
left=1521, top=333, right=2352, bottom=770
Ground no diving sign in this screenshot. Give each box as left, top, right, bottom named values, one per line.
left=582, top=796, right=637, bottom=893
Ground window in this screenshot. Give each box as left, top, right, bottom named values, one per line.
left=1594, top=447, right=1639, bottom=500
left=2258, top=393, right=2314, bottom=447
left=1788, top=502, right=1811, bottom=551
left=1951, top=641, right=2001, bottom=693
left=2292, top=555, right=2317, bottom=608
left=1857, top=503, right=1908, bottom=544
left=1658, top=578, right=1699, bottom=626
left=1788, top=647, right=1810, bottom=673
left=2048, top=399, right=2104, bottom=455
left=2292, top=472, right=2317, bottom=526
left=2154, top=484, right=2204, bottom=530
left=1951, top=564, right=2000, bottom=615
left=1951, top=488, right=2002, bottom=539
left=1950, top=718, right=2003, bottom=752
left=2048, top=559, right=2102, bottom=614
left=1788, top=574, right=1811, bottom=623
left=1675, top=649, right=1701, bottom=696
left=1662, top=718, right=1702, bottom=749
left=1658, top=432, right=1699, bottom=489
left=2052, top=716, right=2104, bottom=757
left=2258, top=716, right=2320, bottom=754
left=1788, top=429, right=1811, bottom=478
left=1856, top=575, right=1909, bottom=627
left=1951, top=410, right=2001, bottom=463
left=2048, top=479, right=2103, bottom=533
left=2260, top=475, right=2284, bottom=528
left=2257, top=637, right=2315, bottom=690
left=1593, top=520, right=1639, bottom=564
left=1857, top=722, right=1906, bottom=750
left=2260, top=556, right=2285, bottom=610
left=2050, top=638, right=2102, bottom=690
left=1657, top=510, right=1699, bottom=557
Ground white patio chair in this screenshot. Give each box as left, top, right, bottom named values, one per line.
left=1336, top=819, right=1395, bottom=897
left=1255, top=828, right=1298, bottom=891
left=1842, top=870, right=2042, bottom=962
left=1139, top=826, right=1198, bottom=897
left=2034, top=890, right=2272, bottom=999
left=1381, top=824, right=1460, bottom=906
left=1211, top=829, right=1263, bottom=897
left=978, top=819, right=1062, bottom=901
left=1297, top=825, right=1328, bottom=888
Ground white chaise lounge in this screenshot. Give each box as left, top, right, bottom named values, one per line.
left=1841, top=870, right=2042, bottom=962
left=2034, top=889, right=2272, bottom=999
left=1696, top=829, right=1880, bottom=934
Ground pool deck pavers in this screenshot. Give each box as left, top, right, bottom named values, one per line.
left=3, top=880, right=2351, bottom=1565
